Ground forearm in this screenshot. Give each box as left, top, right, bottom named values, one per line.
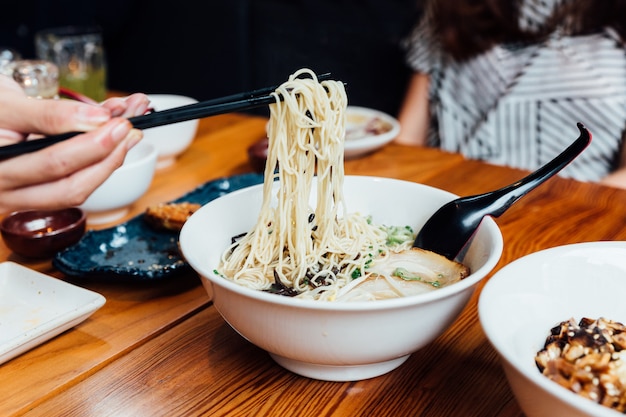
left=600, top=168, right=626, bottom=189
left=600, top=130, right=626, bottom=189
left=395, top=72, right=430, bottom=146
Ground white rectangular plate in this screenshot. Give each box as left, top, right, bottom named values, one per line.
left=0, top=262, right=105, bottom=364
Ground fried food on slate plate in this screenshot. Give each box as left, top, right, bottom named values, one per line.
left=144, top=202, right=201, bottom=231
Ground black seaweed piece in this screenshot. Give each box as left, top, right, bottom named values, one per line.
left=265, top=270, right=299, bottom=297
left=231, top=232, right=247, bottom=245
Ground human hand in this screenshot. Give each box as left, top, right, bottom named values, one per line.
left=0, top=75, right=150, bottom=214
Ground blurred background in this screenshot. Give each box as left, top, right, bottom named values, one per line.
left=0, top=0, right=421, bottom=116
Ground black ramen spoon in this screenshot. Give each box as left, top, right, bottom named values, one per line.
left=413, top=122, right=592, bottom=261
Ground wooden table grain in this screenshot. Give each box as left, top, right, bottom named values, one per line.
left=3, top=113, right=626, bottom=417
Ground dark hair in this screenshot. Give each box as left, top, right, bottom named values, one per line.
left=431, top=0, right=626, bottom=61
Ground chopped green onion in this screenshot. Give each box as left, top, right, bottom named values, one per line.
left=392, top=267, right=440, bottom=288
left=383, top=225, right=415, bottom=245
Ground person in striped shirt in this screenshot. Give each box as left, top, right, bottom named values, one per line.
left=396, top=0, right=626, bottom=188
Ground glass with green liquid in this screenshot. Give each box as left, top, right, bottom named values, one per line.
left=35, top=26, right=107, bottom=102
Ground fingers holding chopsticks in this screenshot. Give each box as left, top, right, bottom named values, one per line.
left=0, top=75, right=151, bottom=145
left=0, top=72, right=335, bottom=159
left=0, top=74, right=153, bottom=213
left=0, top=118, right=143, bottom=214
left=0, top=78, right=105, bottom=144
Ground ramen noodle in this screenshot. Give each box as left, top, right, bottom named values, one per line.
left=217, top=69, right=465, bottom=301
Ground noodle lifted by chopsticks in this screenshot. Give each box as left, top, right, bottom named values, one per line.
left=219, top=69, right=399, bottom=301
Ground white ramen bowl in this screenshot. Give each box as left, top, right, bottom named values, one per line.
left=180, top=176, right=503, bottom=381
left=143, top=94, right=199, bottom=169
left=479, top=242, right=626, bottom=417
left=80, top=141, right=157, bottom=224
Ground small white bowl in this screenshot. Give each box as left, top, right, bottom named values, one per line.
left=180, top=176, right=503, bottom=381
left=143, top=94, right=199, bottom=169
left=80, top=141, right=157, bottom=224
left=344, top=106, right=400, bottom=159
left=479, top=242, right=626, bottom=417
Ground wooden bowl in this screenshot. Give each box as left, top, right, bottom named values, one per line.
left=1, top=208, right=86, bottom=258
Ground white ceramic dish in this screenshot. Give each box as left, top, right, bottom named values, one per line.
left=180, top=175, right=503, bottom=381
left=344, top=106, right=400, bottom=159
left=80, top=141, right=158, bottom=224
left=479, top=241, right=626, bottom=417
left=0, top=262, right=105, bottom=364
left=143, top=94, right=199, bottom=169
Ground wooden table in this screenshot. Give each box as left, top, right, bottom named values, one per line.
left=3, top=113, right=626, bottom=416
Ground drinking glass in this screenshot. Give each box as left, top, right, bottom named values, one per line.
left=11, top=60, right=59, bottom=99
left=35, top=26, right=107, bottom=102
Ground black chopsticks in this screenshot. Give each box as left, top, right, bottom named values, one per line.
left=0, top=73, right=332, bottom=160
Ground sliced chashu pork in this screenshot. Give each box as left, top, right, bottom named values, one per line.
left=336, top=248, right=469, bottom=301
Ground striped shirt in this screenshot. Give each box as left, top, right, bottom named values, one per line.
left=404, top=0, right=626, bottom=181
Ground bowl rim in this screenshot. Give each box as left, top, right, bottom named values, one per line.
left=0, top=207, right=86, bottom=238
left=181, top=175, right=504, bottom=312
left=478, top=241, right=626, bottom=417
left=145, top=93, right=199, bottom=102
left=145, top=93, right=199, bottom=112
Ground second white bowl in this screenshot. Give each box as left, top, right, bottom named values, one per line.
left=479, top=242, right=626, bottom=417
left=80, top=141, right=157, bottom=224
left=143, top=94, right=199, bottom=168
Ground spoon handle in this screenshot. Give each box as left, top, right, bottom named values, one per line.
left=464, top=122, right=591, bottom=219
left=413, top=123, right=591, bottom=260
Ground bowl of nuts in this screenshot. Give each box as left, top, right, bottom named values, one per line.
left=479, top=241, right=626, bottom=417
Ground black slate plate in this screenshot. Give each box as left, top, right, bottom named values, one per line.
left=53, top=173, right=264, bottom=282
